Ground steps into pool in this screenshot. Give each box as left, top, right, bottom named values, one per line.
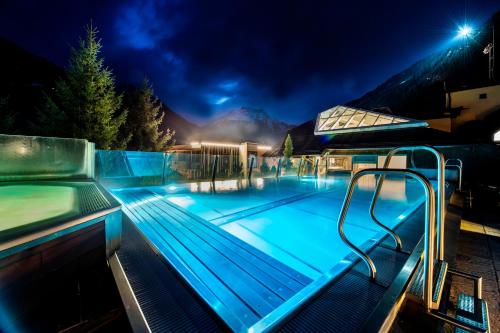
left=112, top=188, right=313, bottom=332
left=406, top=261, right=490, bottom=332
left=408, top=260, right=448, bottom=307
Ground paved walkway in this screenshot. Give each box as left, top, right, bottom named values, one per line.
left=450, top=219, right=500, bottom=333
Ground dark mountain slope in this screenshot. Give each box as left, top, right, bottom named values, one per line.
left=347, top=11, right=499, bottom=119
left=0, top=37, right=64, bottom=133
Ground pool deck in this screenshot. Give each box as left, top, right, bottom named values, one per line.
left=113, top=188, right=313, bottom=332
left=110, top=178, right=458, bottom=333
left=450, top=219, right=500, bottom=332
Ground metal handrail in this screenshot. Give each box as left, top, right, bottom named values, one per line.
left=338, top=168, right=436, bottom=307
left=370, top=145, right=445, bottom=261
left=445, top=158, right=463, bottom=191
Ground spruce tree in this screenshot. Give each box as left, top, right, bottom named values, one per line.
left=124, top=79, right=175, bottom=151
left=284, top=133, right=293, bottom=159
left=283, top=133, right=294, bottom=168
left=39, top=23, right=127, bottom=149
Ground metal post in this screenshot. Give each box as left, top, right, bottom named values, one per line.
left=372, top=146, right=445, bottom=261
left=337, top=168, right=435, bottom=286
left=211, top=154, right=219, bottom=182
left=248, top=156, right=254, bottom=181
left=161, top=153, right=168, bottom=185
left=445, top=158, right=463, bottom=191
left=276, top=158, right=282, bottom=178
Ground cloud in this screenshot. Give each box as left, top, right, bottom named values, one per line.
left=114, top=0, right=183, bottom=50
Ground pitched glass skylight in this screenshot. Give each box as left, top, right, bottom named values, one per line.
left=314, top=105, right=428, bottom=135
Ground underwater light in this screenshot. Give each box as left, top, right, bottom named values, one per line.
left=457, top=25, right=473, bottom=39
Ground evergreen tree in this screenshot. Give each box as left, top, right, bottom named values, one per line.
left=123, top=79, right=175, bottom=151
left=284, top=133, right=293, bottom=159
left=0, top=96, right=16, bottom=133
left=37, top=93, right=67, bottom=136
left=39, top=23, right=127, bottom=149
left=283, top=133, right=294, bottom=168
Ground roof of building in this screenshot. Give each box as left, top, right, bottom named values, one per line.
left=281, top=119, right=472, bottom=155
left=315, top=105, right=427, bottom=135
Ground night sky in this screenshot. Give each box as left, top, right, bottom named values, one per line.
left=0, top=1, right=498, bottom=124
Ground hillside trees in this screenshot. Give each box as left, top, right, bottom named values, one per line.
left=122, top=79, right=175, bottom=151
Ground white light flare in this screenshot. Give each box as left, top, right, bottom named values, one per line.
left=456, top=25, right=473, bottom=39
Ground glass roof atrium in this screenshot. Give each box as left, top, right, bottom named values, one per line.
left=314, top=105, right=428, bottom=135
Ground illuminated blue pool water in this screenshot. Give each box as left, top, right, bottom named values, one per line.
left=138, top=175, right=427, bottom=280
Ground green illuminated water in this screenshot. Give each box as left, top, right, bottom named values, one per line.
left=0, top=185, right=78, bottom=232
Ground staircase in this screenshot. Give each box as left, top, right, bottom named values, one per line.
left=337, top=146, right=490, bottom=333
left=408, top=262, right=490, bottom=332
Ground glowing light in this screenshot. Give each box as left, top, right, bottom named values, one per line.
left=17, top=146, right=28, bottom=155
left=200, top=141, right=240, bottom=148
left=257, top=145, right=272, bottom=150
left=494, top=130, right=500, bottom=142
left=456, top=25, right=473, bottom=39
left=168, top=185, right=177, bottom=191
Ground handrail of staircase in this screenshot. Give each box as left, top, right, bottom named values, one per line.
left=338, top=168, right=435, bottom=305
left=369, top=145, right=445, bottom=260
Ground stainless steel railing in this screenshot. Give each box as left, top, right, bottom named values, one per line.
left=337, top=168, right=436, bottom=307
left=445, top=158, right=463, bottom=191
left=371, top=146, right=445, bottom=261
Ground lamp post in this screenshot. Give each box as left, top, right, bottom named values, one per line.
left=483, top=24, right=495, bottom=81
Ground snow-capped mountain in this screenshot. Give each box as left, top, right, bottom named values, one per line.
left=196, top=107, right=293, bottom=146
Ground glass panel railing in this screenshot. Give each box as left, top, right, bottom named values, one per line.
left=96, top=150, right=164, bottom=187
left=126, top=151, right=164, bottom=177
left=216, top=154, right=243, bottom=180
left=164, top=152, right=203, bottom=182
left=96, top=149, right=284, bottom=187
left=0, top=134, right=94, bottom=181
left=300, top=158, right=317, bottom=177
left=96, top=150, right=131, bottom=178
left=281, top=157, right=301, bottom=176
left=253, top=156, right=281, bottom=178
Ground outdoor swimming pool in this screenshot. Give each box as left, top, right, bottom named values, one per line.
left=112, top=174, right=430, bottom=332
left=125, top=175, right=426, bottom=279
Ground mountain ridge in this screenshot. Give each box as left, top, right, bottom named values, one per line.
left=0, top=37, right=289, bottom=146
left=194, top=107, right=293, bottom=145
left=345, top=11, right=499, bottom=119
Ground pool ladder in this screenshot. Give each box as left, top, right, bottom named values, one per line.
left=445, top=158, right=463, bottom=191
left=337, top=145, right=489, bottom=332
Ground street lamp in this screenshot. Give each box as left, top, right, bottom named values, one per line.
left=457, top=25, right=473, bottom=39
